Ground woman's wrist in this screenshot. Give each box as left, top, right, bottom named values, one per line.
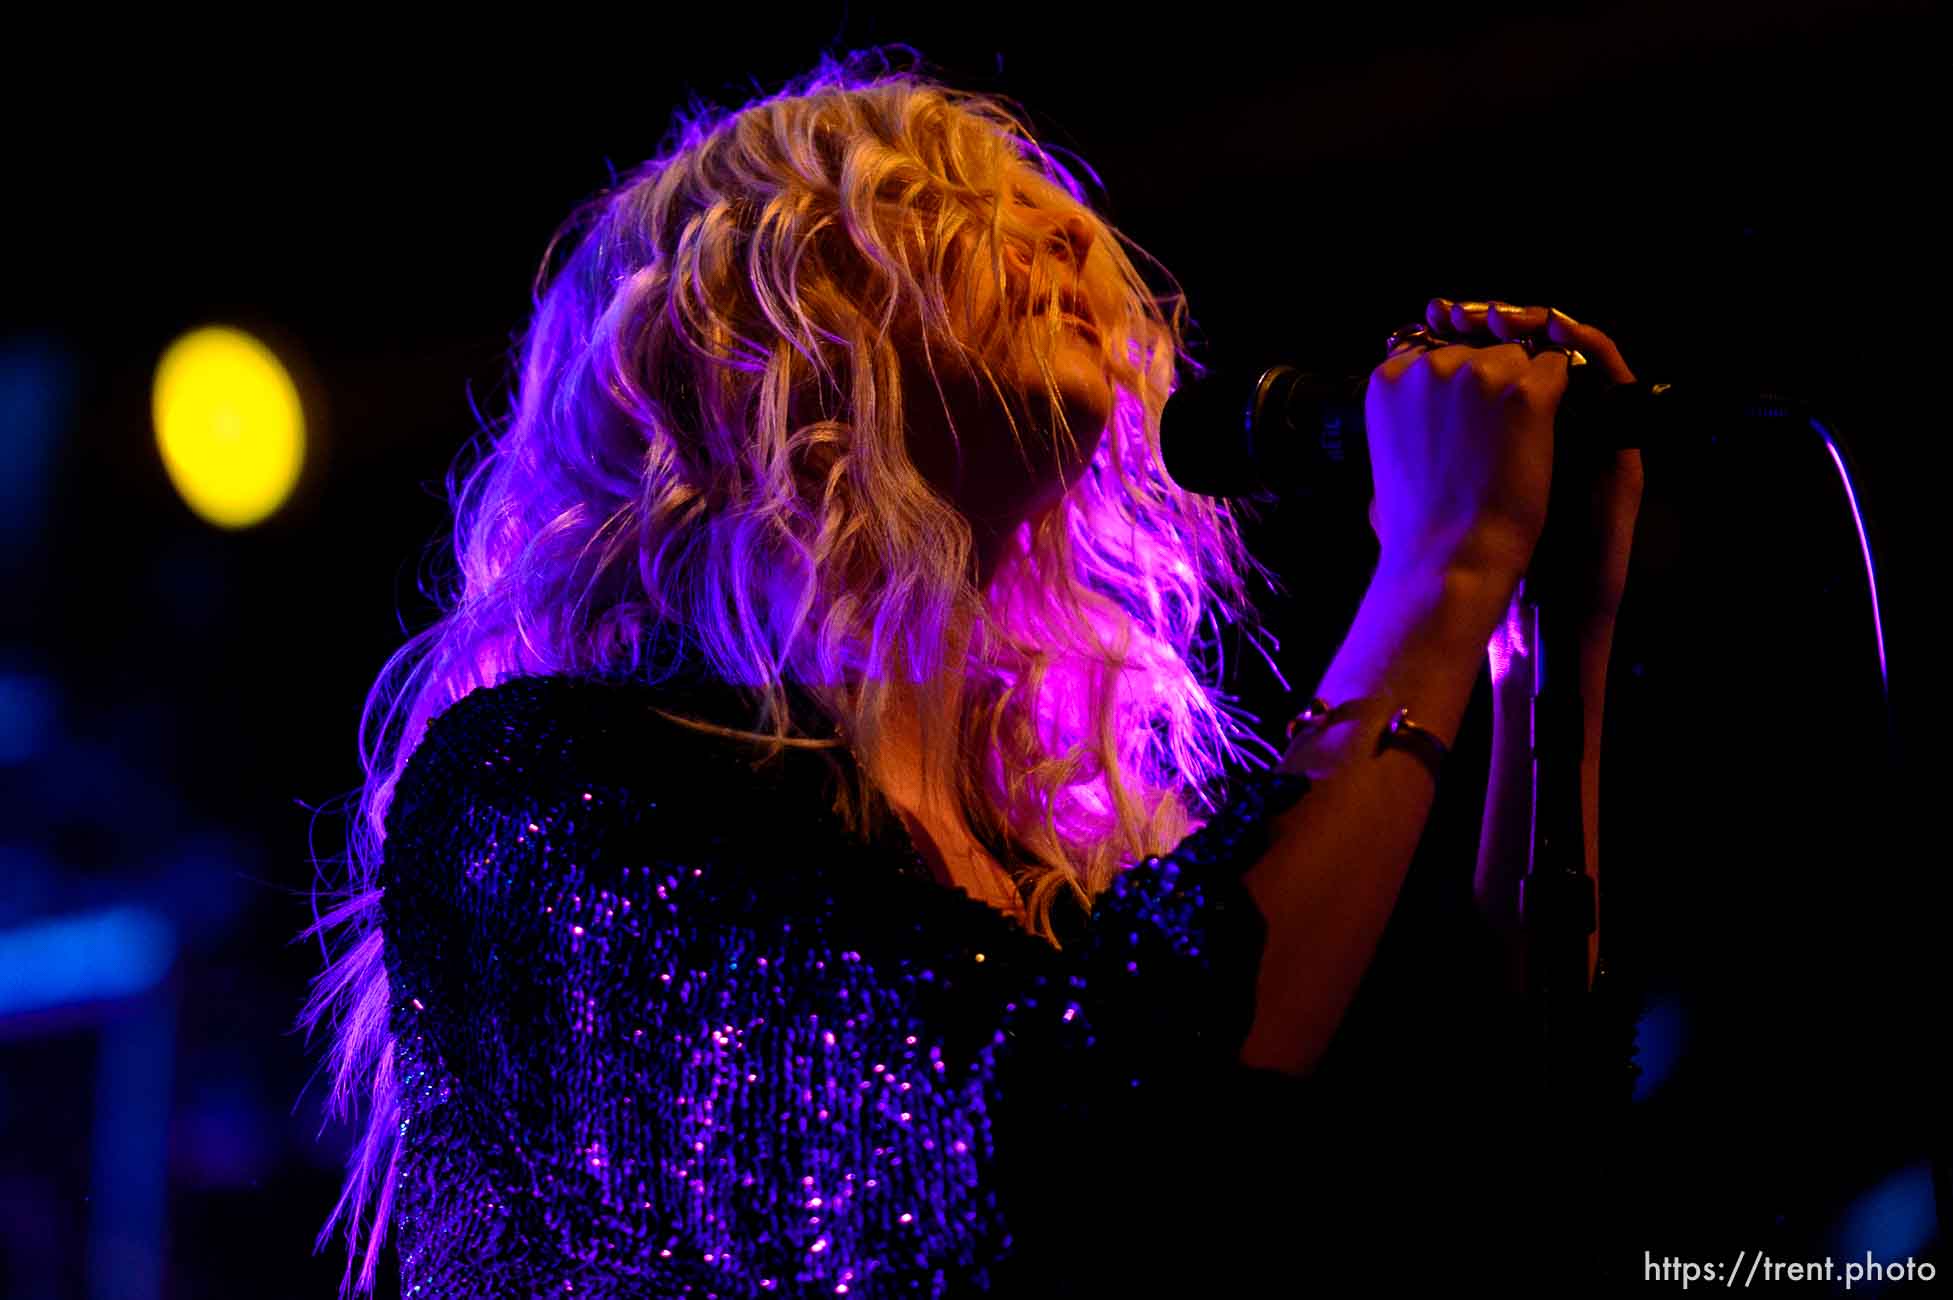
left=1281, top=558, right=1514, bottom=780
left=1377, top=528, right=1534, bottom=604
left=1370, top=554, right=1523, bottom=657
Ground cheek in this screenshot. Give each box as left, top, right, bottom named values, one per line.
left=943, top=239, right=1012, bottom=344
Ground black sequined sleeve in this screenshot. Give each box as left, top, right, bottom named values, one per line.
left=1059, top=766, right=1311, bottom=1078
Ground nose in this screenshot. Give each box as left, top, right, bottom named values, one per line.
left=1053, top=212, right=1095, bottom=268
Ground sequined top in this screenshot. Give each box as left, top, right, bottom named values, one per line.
left=377, top=670, right=1315, bottom=1298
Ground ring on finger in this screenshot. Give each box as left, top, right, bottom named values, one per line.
left=1523, top=338, right=1590, bottom=367
left=1384, top=322, right=1445, bottom=356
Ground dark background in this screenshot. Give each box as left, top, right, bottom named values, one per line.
left=2, top=2, right=1939, bottom=1294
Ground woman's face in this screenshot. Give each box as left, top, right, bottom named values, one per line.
left=900, top=171, right=1117, bottom=586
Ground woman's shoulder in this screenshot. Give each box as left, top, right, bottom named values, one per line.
left=404, top=668, right=761, bottom=772
left=389, top=670, right=827, bottom=836
left=376, top=670, right=886, bottom=937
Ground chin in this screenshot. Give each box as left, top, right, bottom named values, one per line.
left=1039, top=339, right=1115, bottom=458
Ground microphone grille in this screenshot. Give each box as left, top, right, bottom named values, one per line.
left=1159, top=365, right=1281, bottom=498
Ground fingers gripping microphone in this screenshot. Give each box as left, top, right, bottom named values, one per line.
left=1158, top=362, right=1693, bottom=500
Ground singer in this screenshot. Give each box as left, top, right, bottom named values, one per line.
left=301, top=48, right=1642, bottom=1298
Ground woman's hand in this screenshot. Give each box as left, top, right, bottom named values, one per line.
left=1362, top=300, right=1574, bottom=590
left=1444, top=298, right=1646, bottom=628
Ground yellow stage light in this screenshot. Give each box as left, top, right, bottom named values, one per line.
left=152, top=326, right=306, bottom=529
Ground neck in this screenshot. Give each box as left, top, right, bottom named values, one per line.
left=856, top=638, right=1031, bottom=929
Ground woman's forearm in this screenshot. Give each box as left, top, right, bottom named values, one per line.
left=1575, top=617, right=1617, bottom=985
left=1237, top=559, right=1515, bottom=1078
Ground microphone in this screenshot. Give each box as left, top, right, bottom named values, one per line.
left=1159, top=362, right=1708, bottom=500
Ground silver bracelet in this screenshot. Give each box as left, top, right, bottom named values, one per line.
left=1285, top=697, right=1449, bottom=780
